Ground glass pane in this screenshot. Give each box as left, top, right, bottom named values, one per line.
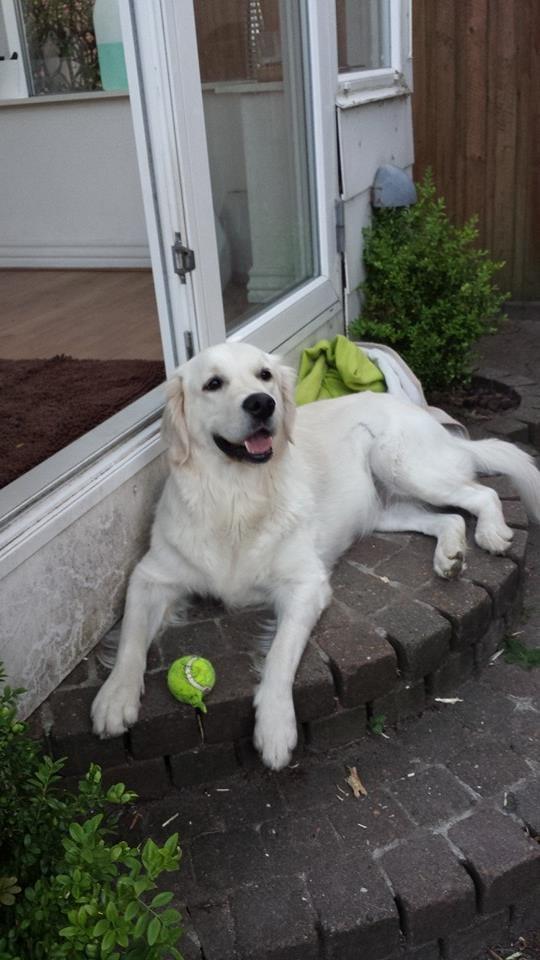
left=194, top=0, right=316, bottom=333
left=0, top=0, right=165, bottom=492
left=336, top=0, right=391, bottom=73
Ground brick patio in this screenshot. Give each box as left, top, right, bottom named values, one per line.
left=28, top=307, right=540, bottom=960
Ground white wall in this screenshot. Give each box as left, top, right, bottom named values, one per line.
left=0, top=94, right=150, bottom=268
left=338, top=93, right=414, bottom=324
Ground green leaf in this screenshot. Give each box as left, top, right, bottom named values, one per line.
left=150, top=891, right=174, bottom=908
left=147, top=916, right=161, bottom=946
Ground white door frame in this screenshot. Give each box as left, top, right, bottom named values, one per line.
left=131, top=0, right=342, bottom=355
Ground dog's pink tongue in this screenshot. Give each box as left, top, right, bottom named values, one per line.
left=245, top=431, right=273, bottom=455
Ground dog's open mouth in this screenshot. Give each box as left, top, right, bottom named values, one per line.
left=213, top=429, right=273, bottom=463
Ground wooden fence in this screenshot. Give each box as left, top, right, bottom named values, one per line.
left=412, top=0, right=540, bottom=300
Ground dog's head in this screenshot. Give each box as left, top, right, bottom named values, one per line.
left=161, top=342, right=296, bottom=467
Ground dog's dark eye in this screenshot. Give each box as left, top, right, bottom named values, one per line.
left=203, top=376, right=223, bottom=392
left=259, top=368, right=272, bottom=382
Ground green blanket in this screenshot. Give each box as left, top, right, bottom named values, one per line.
left=295, top=335, right=386, bottom=405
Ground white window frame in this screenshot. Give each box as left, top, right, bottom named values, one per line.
left=337, top=0, right=412, bottom=107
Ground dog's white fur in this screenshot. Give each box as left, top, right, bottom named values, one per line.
left=92, top=342, right=540, bottom=769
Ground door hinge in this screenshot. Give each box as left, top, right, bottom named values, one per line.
left=335, top=198, right=345, bottom=255
left=172, top=231, right=196, bottom=283
left=184, top=330, right=195, bottom=360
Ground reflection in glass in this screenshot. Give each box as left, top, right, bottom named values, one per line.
left=336, top=0, right=391, bottom=73
left=194, top=0, right=317, bottom=332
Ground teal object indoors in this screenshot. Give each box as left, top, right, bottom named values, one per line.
left=96, top=42, right=128, bottom=91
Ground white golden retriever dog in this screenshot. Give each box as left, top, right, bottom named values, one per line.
left=92, top=342, right=540, bottom=769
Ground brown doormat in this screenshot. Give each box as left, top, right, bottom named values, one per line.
left=0, top=355, right=166, bottom=489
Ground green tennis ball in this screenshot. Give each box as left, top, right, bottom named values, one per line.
left=167, top=656, right=216, bottom=713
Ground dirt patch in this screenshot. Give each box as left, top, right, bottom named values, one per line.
left=428, top=376, right=520, bottom=422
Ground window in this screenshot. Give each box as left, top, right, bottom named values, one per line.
left=336, top=0, right=392, bottom=74
left=0, top=0, right=128, bottom=99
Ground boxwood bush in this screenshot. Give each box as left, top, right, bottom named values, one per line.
left=349, top=171, right=508, bottom=392
left=0, top=665, right=184, bottom=959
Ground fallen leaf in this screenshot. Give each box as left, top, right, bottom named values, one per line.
left=345, top=766, right=367, bottom=798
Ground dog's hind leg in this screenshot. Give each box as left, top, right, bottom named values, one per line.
left=92, top=566, right=180, bottom=738
left=375, top=501, right=467, bottom=579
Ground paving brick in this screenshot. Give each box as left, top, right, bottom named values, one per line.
left=502, top=500, right=529, bottom=529
left=376, top=548, right=436, bottom=587
left=159, top=618, right=225, bottom=664
left=426, top=648, right=475, bottom=697
left=169, top=742, right=239, bottom=788
left=507, top=529, right=529, bottom=570
left=342, top=734, right=418, bottom=790
left=314, top=616, right=398, bottom=707
left=234, top=727, right=305, bottom=771
left=128, top=672, right=201, bottom=760
left=293, top=643, right=336, bottom=721
left=307, top=705, right=367, bottom=750
left=396, top=708, right=473, bottom=765
left=201, top=775, right=286, bottom=829
left=378, top=834, right=475, bottom=945
left=306, top=852, right=400, bottom=960
left=373, top=600, right=451, bottom=679
left=447, top=737, right=530, bottom=797
left=129, top=788, right=224, bottom=843
left=370, top=680, right=426, bottom=726
left=396, top=943, right=441, bottom=960
left=49, top=686, right=128, bottom=775
left=56, top=658, right=90, bottom=690
left=508, top=779, right=540, bottom=837
left=481, top=659, right=540, bottom=701
left=441, top=910, right=511, bottom=960
left=474, top=620, right=507, bottom=665
left=219, top=608, right=275, bottom=653
left=332, top=563, right=398, bottom=614
left=483, top=416, right=530, bottom=442
left=328, top=787, right=413, bottom=852
left=415, top=580, right=491, bottom=648
left=102, top=755, right=171, bottom=801
left=200, top=654, right=256, bottom=743
left=191, top=826, right=269, bottom=890
left=448, top=809, right=540, bottom=913
left=444, top=680, right=516, bottom=734
left=463, top=552, right=520, bottom=616
left=480, top=476, right=519, bottom=500
left=510, top=887, right=540, bottom=934
left=188, top=901, right=236, bottom=960
left=260, top=813, right=337, bottom=874
left=386, top=765, right=474, bottom=828
left=231, top=878, right=319, bottom=960
left=278, top=759, right=351, bottom=813
left=344, top=534, right=407, bottom=568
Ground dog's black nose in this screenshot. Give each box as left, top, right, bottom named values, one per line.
left=242, top=392, right=275, bottom=421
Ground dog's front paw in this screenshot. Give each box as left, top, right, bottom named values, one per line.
left=91, top=672, right=143, bottom=738
left=253, top=690, right=297, bottom=771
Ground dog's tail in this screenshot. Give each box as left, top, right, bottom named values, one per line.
left=464, top=437, right=540, bottom=523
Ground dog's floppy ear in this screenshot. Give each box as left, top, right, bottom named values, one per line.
left=161, top=374, right=190, bottom=465
left=276, top=361, right=297, bottom=444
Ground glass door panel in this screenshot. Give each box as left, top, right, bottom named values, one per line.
left=194, top=0, right=317, bottom=333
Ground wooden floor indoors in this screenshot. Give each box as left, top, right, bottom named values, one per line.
left=0, top=269, right=163, bottom=361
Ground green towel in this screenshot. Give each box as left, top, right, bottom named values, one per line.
left=295, top=335, right=386, bottom=405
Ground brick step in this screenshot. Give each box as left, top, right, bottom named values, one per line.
left=29, top=476, right=529, bottom=793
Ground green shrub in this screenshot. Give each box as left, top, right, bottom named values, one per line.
left=0, top=665, right=184, bottom=959
left=349, top=171, right=508, bottom=392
